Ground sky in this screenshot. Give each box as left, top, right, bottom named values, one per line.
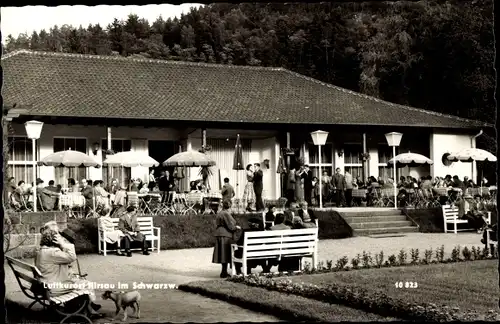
left=1, top=4, right=203, bottom=42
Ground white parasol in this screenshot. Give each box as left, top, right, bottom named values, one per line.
left=447, top=148, right=497, bottom=162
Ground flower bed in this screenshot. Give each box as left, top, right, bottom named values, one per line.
left=228, top=246, right=499, bottom=321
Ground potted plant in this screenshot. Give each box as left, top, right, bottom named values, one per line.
left=360, top=152, right=371, bottom=161
left=198, top=166, right=212, bottom=191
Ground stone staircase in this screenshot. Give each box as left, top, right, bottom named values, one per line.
left=336, top=208, right=419, bottom=236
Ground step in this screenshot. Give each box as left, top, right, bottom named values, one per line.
left=354, top=226, right=419, bottom=236
left=343, top=215, right=408, bottom=223
left=337, top=210, right=403, bottom=217
left=349, top=221, right=413, bottom=230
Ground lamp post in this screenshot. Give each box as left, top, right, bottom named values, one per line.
left=25, top=121, right=44, bottom=212
left=311, top=130, right=329, bottom=209
left=385, top=132, right=403, bottom=209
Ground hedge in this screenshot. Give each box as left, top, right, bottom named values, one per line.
left=69, top=210, right=353, bottom=254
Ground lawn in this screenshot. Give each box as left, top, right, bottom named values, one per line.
left=287, top=260, right=498, bottom=313
left=179, top=280, right=398, bottom=322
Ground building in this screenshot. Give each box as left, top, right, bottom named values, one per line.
left=2, top=50, right=492, bottom=199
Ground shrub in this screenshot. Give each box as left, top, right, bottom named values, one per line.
left=335, top=256, right=349, bottom=270
left=326, top=260, right=333, bottom=271
left=410, top=248, right=419, bottom=264
left=351, top=255, right=360, bottom=269
left=435, top=245, right=445, bottom=263
left=422, top=249, right=433, bottom=264
left=397, top=249, right=407, bottom=265
left=388, top=254, right=397, bottom=266
left=481, top=246, right=490, bottom=259
left=471, top=246, right=480, bottom=260
left=374, top=251, right=384, bottom=268
left=361, top=251, right=373, bottom=268
left=451, top=246, right=461, bottom=262
left=462, top=246, right=472, bottom=261
left=317, top=261, right=325, bottom=271
left=303, top=262, right=312, bottom=273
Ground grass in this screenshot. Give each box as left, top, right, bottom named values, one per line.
left=179, top=280, right=398, bottom=322
left=286, top=260, right=499, bottom=313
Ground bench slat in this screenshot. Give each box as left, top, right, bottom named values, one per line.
left=244, top=228, right=317, bottom=238
left=245, top=242, right=317, bottom=251
left=247, top=236, right=316, bottom=245
left=7, top=256, right=43, bottom=276
left=247, top=247, right=314, bottom=258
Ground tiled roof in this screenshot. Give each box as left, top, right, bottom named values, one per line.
left=1, top=50, right=490, bottom=129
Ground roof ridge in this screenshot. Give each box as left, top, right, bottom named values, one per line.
left=1, top=49, right=286, bottom=72
left=280, top=69, right=492, bottom=127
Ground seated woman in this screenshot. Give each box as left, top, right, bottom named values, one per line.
left=233, top=217, right=267, bottom=275
left=98, top=210, right=125, bottom=255
left=111, top=185, right=128, bottom=218
left=94, top=180, right=111, bottom=216
left=293, top=201, right=317, bottom=229
left=35, top=221, right=102, bottom=317
left=264, top=205, right=277, bottom=229
left=458, top=194, right=488, bottom=233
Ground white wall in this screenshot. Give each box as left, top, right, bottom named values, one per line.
left=430, top=132, right=475, bottom=178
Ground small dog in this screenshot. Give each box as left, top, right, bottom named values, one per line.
left=102, top=290, right=141, bottom=321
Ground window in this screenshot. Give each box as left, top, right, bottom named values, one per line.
left=307, top=143, right=333, bottom=178
left=378, top=144, right=393, bottom=181
left=101, top=139, right=132, bottom=186
left=7, top=136, right=35, bottom=185
left=53, top=137, right=88, bottom=185
left=344, top=143, right=363, bottom=179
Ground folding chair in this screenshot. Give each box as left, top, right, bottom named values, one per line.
left=372, top=189, right=385, bottom=207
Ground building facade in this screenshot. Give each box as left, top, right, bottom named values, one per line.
left=3, top=50, right=492, bottom=200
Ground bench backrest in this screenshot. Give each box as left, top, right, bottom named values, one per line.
left=6, top=256, right=45, bottom=297
left=103, top=216, right=154, bottom=236
left=442, top=205, right=459, bottom=220
left=242, top=228, right=318, bottom=258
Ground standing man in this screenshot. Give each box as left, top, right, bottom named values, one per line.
left=285, top=166, right=296, bottom=207
left=158, top=171, right=172, bottom=204
left=344, top=171, right=354, bottom=207
left=332, top=168, right=347, bottom=207
left=253, top=163, right=264, bottom=211
left=302, top=165, right=313, bottom=205
left=221, top=177, right=235, bottom=203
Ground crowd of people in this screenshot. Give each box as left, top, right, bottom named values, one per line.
left=212, top=199, right=317, bottom=278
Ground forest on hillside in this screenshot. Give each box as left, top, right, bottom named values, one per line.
left=3, top=1, right=495, bottom=133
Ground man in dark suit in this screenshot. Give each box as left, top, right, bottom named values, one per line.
left=81, top=180, right=94, bottom=214
left=45, top=180, right=59, bottom=193
left=158, top=171, right=172, bottom=204
left=221, top=177, right=235, bottom=203
left=37, top=179, right=61, bottom=211
left=118, top=205, right=149, bottom=256
left=332, top=168, right=347, bottom=207
left=302, top=165, right=313, bottom=205
left=253, top=163, right=264, bottom=211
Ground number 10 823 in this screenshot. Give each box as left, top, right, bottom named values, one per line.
left=395, top=281, right=418, bottom=288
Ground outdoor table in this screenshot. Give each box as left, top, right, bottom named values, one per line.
left=351, top=189, right=367, bottom=206
left=59, top=193, right=85, bottom=218
left=184, top=192, right=204, bottom=214
left=138, top=193, right=161, bottom=214
left=203, top=192, right=222, bottom=214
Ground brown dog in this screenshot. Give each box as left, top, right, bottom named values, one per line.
left=102, top=290, right=141, bottom=321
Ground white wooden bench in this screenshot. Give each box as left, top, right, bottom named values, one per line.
left=98, top=216, right=161, bottom=255
left=6, top=256, right=93, bottom=324
left=230, top=227, right=319, bottom=276
left=442, top=205, right=491, bottom=234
